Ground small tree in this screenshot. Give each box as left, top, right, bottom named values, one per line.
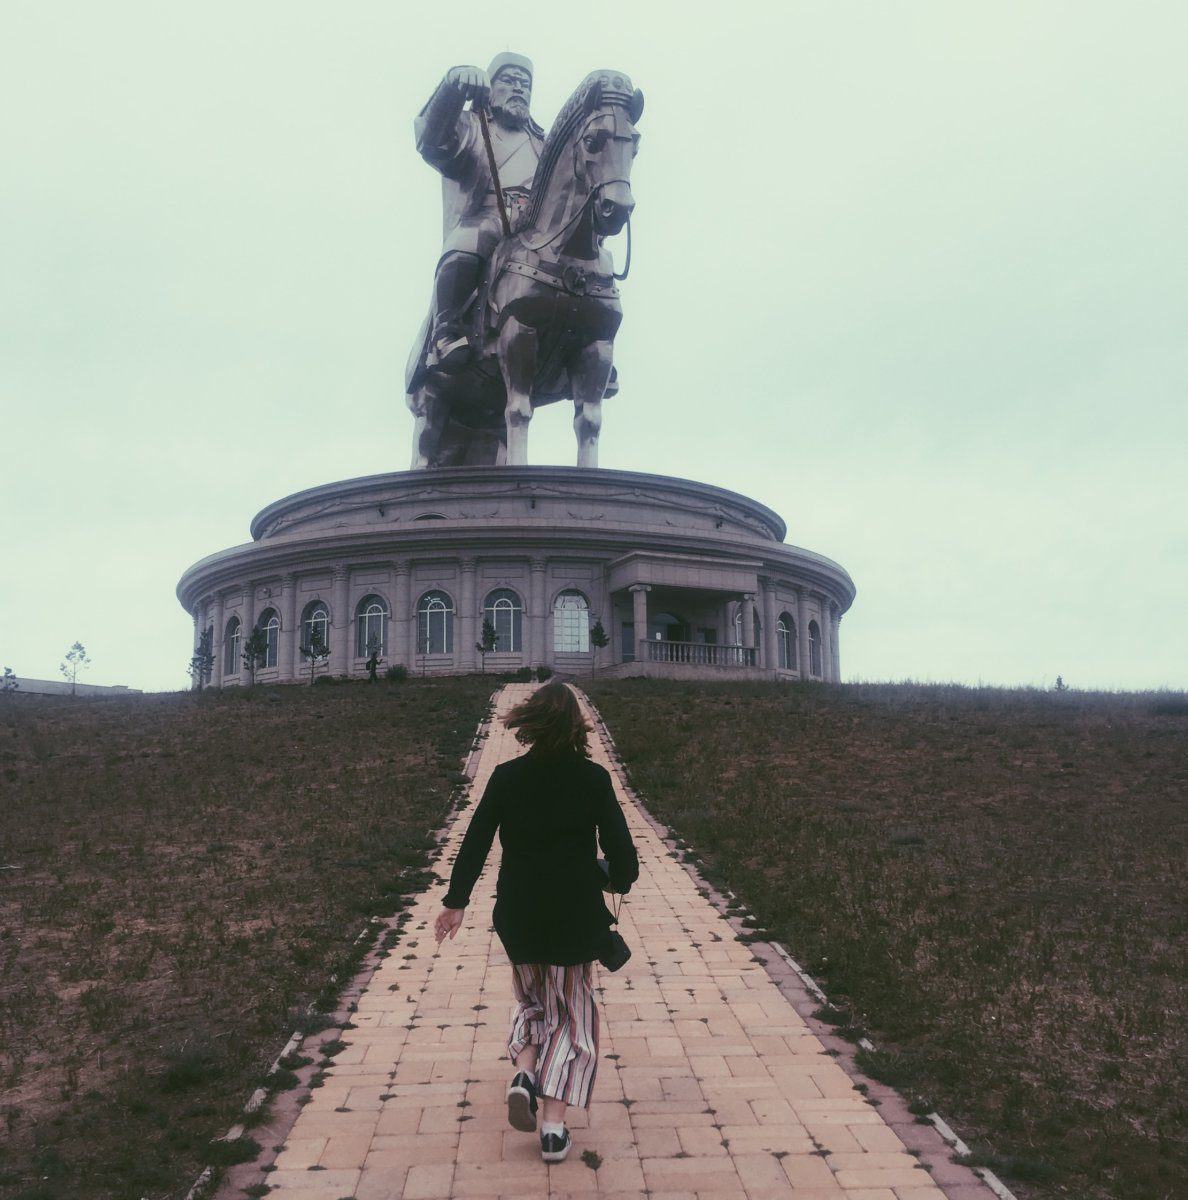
left=60, top=642, right=91, bottom=695
left=364, top=635, right=383, bottom=682
left=589, top=619, right=611, bottom=677
left=475, top=619, right=498, bottom=673
left=300, top=627, right=331, bottom=685
left=188, top=628, right=215, bottom=690
left=241, top=625, right=269, bottom=686
left=1, top=667, right=18, bottom=694
left=1053, top=675, right=1069, bottom=693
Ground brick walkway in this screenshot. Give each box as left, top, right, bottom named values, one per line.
left=259, top=684, right=995, bottom=1199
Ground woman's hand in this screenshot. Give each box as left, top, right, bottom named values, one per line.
left=434, top=906, right=465, bottom=944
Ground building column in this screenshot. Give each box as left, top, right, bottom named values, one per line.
left=529, top=557, right=547, bottom=668
left=630, top=584, right=651, bottom=660
left=592, top=570, right=612, bottom=670
left=831, top=606, right=842, bottom=682
left=740, top=593, right=756, bottom=652
left=242, top=581, right=256, bottom=640
left=211, top=592, right=225, bottom=688
left=331, top=566, right=350, bottom=676
left=191, top=604, right=203, bottom=690
left=817, top=593, right=832, bottom=682
left=459, top=558, right=477, bottom=672
left=241, top=583, right=256, bottom=686
left=796, top=587, right=811, bottom=678
left=392, top=561, right=411, bottom=669
left=761, top=579, right=778, bottom=671
left=280, top=573, right=297, bottom=682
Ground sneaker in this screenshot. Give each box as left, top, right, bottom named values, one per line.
left=506, top=1071, right=538, bottom=1132
left=540, top=1126, right=571, bottom=1163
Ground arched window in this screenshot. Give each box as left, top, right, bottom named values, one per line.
left=417, top=590, right=454, bottom=655
left=484, top=588, right=522, bottom=652
left=553, top=590, right=589, bottom=652
left=809, top=620, right=822, bottom=677
left=777, top=613, right=795, bottom=670
left=302, top=600, right=330, bottom=653
left=258, top=608, right=280, bottom=669
left=224, top=616, right=241, bottom=675
left=356, top=594, right=389, bottom=658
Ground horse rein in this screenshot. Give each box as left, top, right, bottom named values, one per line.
left=477, top=106, right=513, bottom=237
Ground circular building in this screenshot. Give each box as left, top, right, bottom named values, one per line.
left=177, top=467, right=855, bottom=685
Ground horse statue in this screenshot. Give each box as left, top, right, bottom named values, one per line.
left=406, top=69, right=642, bottom=469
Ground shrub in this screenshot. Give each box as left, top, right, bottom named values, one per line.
left=535, top=666, right=554, bottom=681
left=385, top=664, right=409, bottom=683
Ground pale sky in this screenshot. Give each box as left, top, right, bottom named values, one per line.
left=3, top=1, right=1185, bottom=693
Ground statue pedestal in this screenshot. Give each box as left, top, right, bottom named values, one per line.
left=178, top=467, right=854, bottom=685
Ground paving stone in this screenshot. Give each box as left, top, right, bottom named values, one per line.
left=401, top=1162, right=456, bottom=1198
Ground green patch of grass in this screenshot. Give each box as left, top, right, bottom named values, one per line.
left=956, top=1151, right=1061, bottom=1184
left=207, top=1135, right=263, bottom=1167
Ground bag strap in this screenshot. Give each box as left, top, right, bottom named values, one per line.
left=610, top=890, right=624, bottom=924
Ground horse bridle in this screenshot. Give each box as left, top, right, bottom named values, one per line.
left=480, top=102, right=633, bottom=280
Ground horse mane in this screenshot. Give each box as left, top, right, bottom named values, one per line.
left=515, top=69, right=636, bottom=234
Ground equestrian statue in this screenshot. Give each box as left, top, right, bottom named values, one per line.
left=406, top=55, right=642, bottom=468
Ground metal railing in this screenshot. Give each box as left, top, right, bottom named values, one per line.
left=640, top=639, right=758, bottom=668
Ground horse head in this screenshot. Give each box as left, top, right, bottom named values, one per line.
left=575, top=73, right=643, bottom=236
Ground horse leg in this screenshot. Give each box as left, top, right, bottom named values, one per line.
left=498, top=316, right=538, bottom=467
left=571, top=340, right=614, bottom=469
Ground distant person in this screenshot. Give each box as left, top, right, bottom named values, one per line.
left=365, top=650, right=380, bottom=681
left=434, top=680, right=638, bottom=1163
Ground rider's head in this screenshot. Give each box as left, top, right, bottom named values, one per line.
left=488, top=52, right=533, bottom=131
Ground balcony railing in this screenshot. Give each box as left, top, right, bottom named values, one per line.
left=640, top=639, right=758, bottom=668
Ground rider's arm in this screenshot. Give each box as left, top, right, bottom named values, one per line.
left=415, top=65, right=488, bottom=176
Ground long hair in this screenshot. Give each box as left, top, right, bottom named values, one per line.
left=504, top=680, right=591, bottom=756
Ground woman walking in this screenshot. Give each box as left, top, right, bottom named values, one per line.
left=434, top=681, right=638, bottom=1163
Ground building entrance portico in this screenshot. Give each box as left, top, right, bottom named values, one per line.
left=610, top=579, right=768, bottom=675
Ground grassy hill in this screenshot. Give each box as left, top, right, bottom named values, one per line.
left=2, top=677, right=1185, bottom=1200
left=586, top=678, right=1188, bottom=1200
left=0, top=678, right=494, bottom=1200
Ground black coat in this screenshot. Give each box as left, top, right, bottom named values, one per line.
left=442, top=748, right=639, bottom=965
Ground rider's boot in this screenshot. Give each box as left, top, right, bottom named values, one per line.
left=430, top=251, right=482, bottom=373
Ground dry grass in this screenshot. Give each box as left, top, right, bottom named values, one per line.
left=0, top=677, right=493, bottom=1200
left=585, top=678, right=1188, bottom=1200
left=4, top=675, right=1185, bottom=1200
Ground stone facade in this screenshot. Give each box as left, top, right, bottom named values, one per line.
left=176, top=467, right=854, bottom=685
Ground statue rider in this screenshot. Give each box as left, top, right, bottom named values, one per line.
left=415, top=53, right=545, bottom=374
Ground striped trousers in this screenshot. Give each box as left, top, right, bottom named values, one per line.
left=508, top=963, right=600, bottom=1109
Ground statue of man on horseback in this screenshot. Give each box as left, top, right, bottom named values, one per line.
left=414, top=53, right=545, bottom=376
left=407, top=60, right=643, bottom=470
